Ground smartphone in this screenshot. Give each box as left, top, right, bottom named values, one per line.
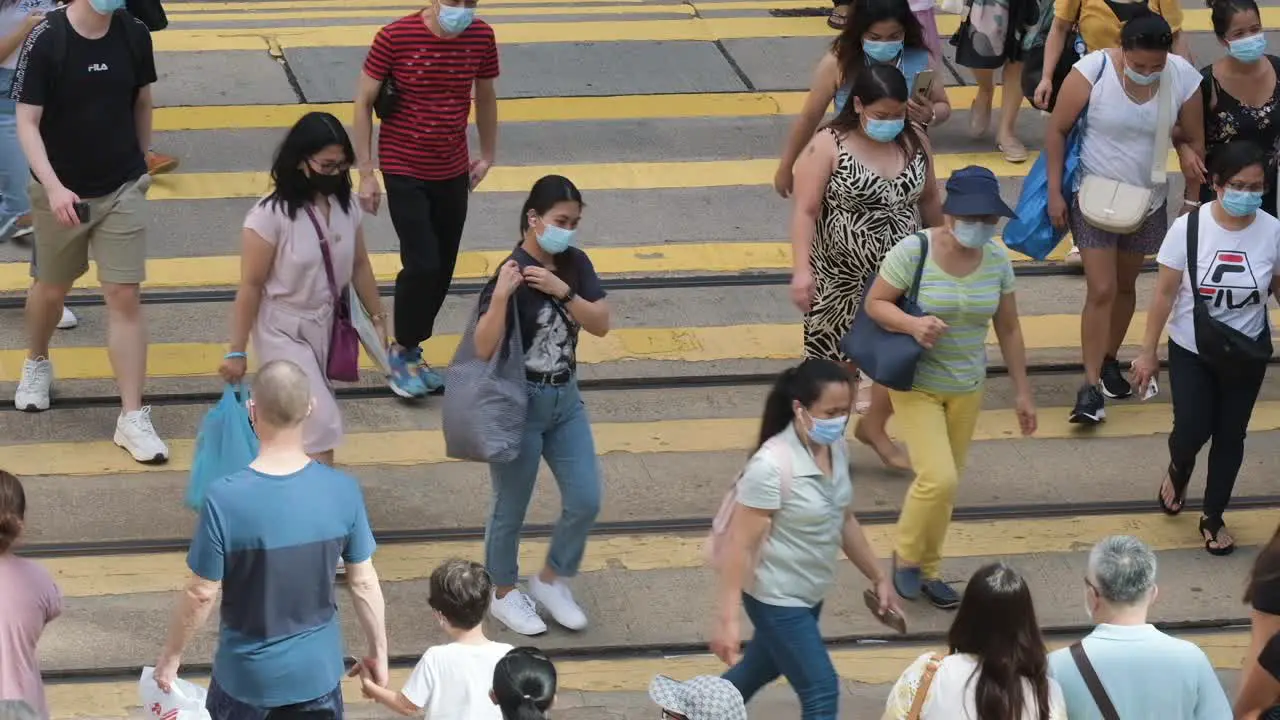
left=344, top=655, right=362, bottom=677
left=911, top=69, right=935, bottom=100
left=864, top=588, right=907, bottom=634
left=1142, top=378, right=1159, bottom=401
left=73, top=201, right=89, bottom=223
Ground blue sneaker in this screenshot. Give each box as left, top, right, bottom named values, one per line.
left=893, top=555, right=922, bottom=600
left=388, top=345, right=427, bottom=399
left=418, top=359, right=445, bottom=392
left=921, top=579, right=961, bottom=610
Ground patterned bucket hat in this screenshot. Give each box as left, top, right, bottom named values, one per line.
left=648, top=675, right=748, bottom=720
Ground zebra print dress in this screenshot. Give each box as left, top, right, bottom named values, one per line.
left=804, top=128, right=927, bottom=363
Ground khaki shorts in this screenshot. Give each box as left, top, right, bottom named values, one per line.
left=30, top=178, right=147, bottom=286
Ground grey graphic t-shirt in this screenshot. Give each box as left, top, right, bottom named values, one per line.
left=476, top=246, right=606, bottom=375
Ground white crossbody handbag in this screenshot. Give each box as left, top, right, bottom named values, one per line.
left=1077, top=56, right=1174, bottom=234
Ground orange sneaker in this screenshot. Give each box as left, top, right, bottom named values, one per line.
left=146, top=150, right=178, bottom=175
left=11, top=213, right=32, bottom=242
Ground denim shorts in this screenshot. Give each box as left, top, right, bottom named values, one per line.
left=206, top=677, right=343, bottom=720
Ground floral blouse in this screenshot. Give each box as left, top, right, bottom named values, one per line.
left=883, top=652, right=1069, bottom=719
left=1199, top=56, right=1280, bottom=216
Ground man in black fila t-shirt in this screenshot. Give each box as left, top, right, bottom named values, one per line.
left=9, top=0, right=170, bottom=465
left=353, top=0, right=499, bottom=400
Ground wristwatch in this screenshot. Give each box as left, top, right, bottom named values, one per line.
left=560, top=289, right=577, bottom=304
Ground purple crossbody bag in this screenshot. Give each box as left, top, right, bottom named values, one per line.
left=303, top=205, right=360, bottom=382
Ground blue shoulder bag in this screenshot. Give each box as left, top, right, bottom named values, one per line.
left=839, top=231, right=929, bottom=392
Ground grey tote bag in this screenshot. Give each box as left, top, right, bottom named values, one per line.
left=442, top=294, right=529, bottom=463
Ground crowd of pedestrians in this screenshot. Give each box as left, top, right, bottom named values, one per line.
left=5, top=0, right=1280, bottom=717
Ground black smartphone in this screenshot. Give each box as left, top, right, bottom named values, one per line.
left=344, top=655, right=362, bottom=677
left=864, top=588, right=907, bottom=634
left=73, top=202, right=89, bottom=223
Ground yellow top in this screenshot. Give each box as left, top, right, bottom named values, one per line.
left=1054, top=0, right=1184, bottom=50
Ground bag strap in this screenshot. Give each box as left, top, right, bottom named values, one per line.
left=1070, top=642, right=1121, bottom=720
left=1151, top=62, right=1175, bottom=185
left=758, top=436, right=795, bottom=502
left=906, top=231, right=929, bottom=302
left=303, top=205, right=343, bottom=305
left=1186, top=206, right=1202, bottom=299
left=906, top=653, right=942, bottom=720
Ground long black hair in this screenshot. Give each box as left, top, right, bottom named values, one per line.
left=519, top=174, right=585, bottom=291
left=1208, top=139, right=1267, bottom=189
left=827, top=63, right=922, bottom=157
left=1208, top=0, right=1260, bottom=38
left=1120, top=13, right=1174, bottom=51
left=757, top=359, right=851, bottom=451
left=492, top=647, right=556, bottom=720
left=261, top=111, right=355, bottom=219
left=832, top=0, right=927, bottom=84
left=948, top=564, right=1052, bottom=720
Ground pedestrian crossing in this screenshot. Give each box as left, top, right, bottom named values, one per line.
left=7, top=0, right=1273, bottom=717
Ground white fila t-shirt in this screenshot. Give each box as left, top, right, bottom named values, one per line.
left=1157, top=204, right=1280, bottom=355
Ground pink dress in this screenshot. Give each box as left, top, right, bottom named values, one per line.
left=244, top=195, right=361, bottom=454
left=0, top=553, right=62, bottom=719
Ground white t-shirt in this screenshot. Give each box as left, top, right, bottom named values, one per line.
left=1075, top=50, right=1202, bottom=212
left=0, top=0, right=55, bottom=69
left=885, top=652, right=1069, bottom=719
left=401, top=641, right=514, bottom=720
left=1156, top=205, right=1280, bottom=354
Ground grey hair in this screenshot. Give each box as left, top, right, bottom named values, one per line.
left=1087, top=535, right=1157, bottom=605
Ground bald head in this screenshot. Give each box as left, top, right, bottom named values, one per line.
left=251, top=360, right=312, bottom=429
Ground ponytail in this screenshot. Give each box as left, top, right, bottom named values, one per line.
left=493, top=647, right=557, bottom=720
left=757, top=360, right=851, bottom=451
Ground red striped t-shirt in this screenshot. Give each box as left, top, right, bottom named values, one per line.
left=363, top=14, right=499, bottom=182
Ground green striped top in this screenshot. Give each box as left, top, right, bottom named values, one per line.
left=878, top=230, right=1015, bottom=394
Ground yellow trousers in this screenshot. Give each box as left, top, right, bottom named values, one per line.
left=889, top=386, right=985, bottom=578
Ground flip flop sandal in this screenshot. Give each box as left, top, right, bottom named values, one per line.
left=969, top=100, right=992, bottom=138
left=1157, top=462, right=1190, bottom=516
left=855, top=376, right=873, bottom=415
left=1199, top=515, right=1236, bottom=556
left=998, top=141, right=1029, bottom=164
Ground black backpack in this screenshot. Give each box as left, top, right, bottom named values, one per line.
left=42, top=6, right=149, bottom=85
left=125, top=0, right=166, bottom=31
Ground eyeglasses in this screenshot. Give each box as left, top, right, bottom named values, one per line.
left=1130, top=32, right=1173, bottom=46
left=309, top=158, right=351, bottom=175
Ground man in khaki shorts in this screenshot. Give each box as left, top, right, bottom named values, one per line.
left=9, top=0, right=167, bottom=463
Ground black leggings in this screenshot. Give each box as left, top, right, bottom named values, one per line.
left=1167, top=340, right=1267, bottom=519
left=384, top=172, right=470, bottom=349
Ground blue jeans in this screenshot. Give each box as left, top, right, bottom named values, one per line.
left=0, top=67, right=28, bottom=236
left=723, top=594, right=840, bottom=720
left=206, top=677, right=343, bottom=720
left=485, top=378, right=602, bottom=587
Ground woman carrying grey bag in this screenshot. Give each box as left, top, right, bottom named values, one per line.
left=470, top=175, right=612, bottom=638
left=442, top=292, right=529, bottom=464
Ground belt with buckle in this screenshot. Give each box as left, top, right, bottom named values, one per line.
left=526, top=370, right=572, bottom=386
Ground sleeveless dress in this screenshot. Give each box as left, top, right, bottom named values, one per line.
left=804, top=128, right=927, bottom=362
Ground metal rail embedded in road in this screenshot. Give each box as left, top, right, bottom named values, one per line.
left=21, top=493, right=1280, bottom=559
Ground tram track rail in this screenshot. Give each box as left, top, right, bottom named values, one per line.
left=21, top=493, right=1280, bottom=559
left=40, top=618, right=1250, bottom=685
left=0, top=262, right=1144, bottom=310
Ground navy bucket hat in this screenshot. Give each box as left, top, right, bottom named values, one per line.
left=942, top=165, right=1015, bottom=219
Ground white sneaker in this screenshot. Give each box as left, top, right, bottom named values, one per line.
left=114, top=406, right=169, bottom=464
left=56, top=307, right=77, bottom=330
left=489, top=589, right=547, bottom=636
left=528, top=575, right=588, bottom=631
left=1066, top=244, right=1082, bottom=266
left=14, top=356, right=51, bottom=411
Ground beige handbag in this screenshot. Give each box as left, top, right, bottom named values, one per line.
left=1077, top=57, right=1174, bottom=234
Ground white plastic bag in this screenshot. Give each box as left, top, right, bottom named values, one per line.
left=350, top=291, right=390, bottom=376
left=138, top=667, right=212, bottom=720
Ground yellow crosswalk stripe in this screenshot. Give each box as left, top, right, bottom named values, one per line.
left=152, top=87, right=1025, bottom=131
left=145, top=152, right=1167, bottom=200
left=0, top=237, right=1070, bottom=293
left=42, top=630, right=1254, bottom=718
left=0, top=311, right=1229, bottom=383
left=10, top=399, right=1280, bottom=478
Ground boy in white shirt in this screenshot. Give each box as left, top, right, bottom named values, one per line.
left=358, top=558, right=513, bottom=719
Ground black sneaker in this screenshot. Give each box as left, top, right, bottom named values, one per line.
left=1099, top=356, right=1133, bottom=399
left=921, top=579, right=961, bottom=609
left=1069, top=384, right=1106, bottom=424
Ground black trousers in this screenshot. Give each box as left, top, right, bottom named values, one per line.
left=1167, top=340, right=1267, bottom=519
left=384, top=172, right=470, bottom=349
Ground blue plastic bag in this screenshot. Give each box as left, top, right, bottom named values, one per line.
left=187, top=385, right=258, bottom=511
left=1002, top=124, right=1083, bottom=261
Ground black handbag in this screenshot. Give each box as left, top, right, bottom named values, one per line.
left=839, top=232, right=929, bottom=392
left=373, top=75, right=398, bottom=120
left=1186, top=207, right=1273, bottom=365
left=125, top=0, right=167, bottom=31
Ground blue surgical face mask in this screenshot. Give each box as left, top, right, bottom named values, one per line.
left=88, top=0, right=125, bottom=14
left=952, top=220, right=998, bottom=248
left=864, top=117, right=905, bottom=143
left=437, top=4, right=475, bottom=34
left=535, top=222, right=576, bottom=254
left=804, top=412, right=849, bottom=446
left=863, top=39, right=904, bottom=63
left=1123, top=65, right=1161, bottom=86
left=1221, top=188, right=1264, bottom=217
left=1228, top=33, right=1267, bottom=63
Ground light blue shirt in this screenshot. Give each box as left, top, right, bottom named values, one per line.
left=1047, top=624, right=1231, bottom=720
